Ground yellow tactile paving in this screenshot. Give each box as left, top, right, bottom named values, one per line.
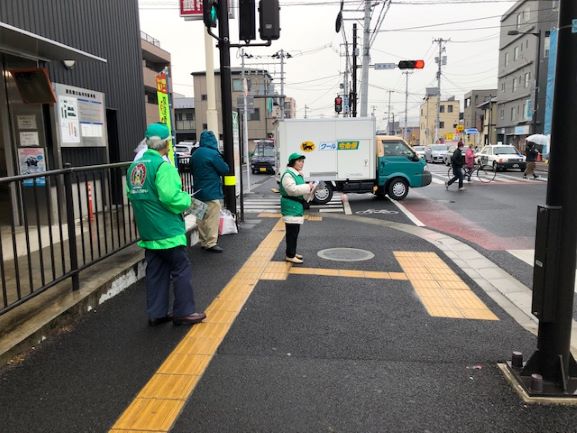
left=110, top=220, right=287, bottom=433
left=112, top=398, right=185, bottom=431
left=395, top=251, right=498, bottom=321
left=261, top=261, right=292, bottom=280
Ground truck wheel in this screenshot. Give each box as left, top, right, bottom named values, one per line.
left=387, top=178, right=409, bottom=200
left=312, top=182, right=333, bottom=205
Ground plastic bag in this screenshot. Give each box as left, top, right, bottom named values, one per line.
left=188, top=197, right=208, bottom=220
left=218, top=209, right=238, bottom=235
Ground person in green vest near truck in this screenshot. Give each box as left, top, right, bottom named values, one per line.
left=280, top=153, right=314, bottom=264
left=127, top=123, right=206, bottom=327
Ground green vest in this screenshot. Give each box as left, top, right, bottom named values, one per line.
left=127, top=151, right=185, bottom=241
left=280, top=169, right=305, bottom=217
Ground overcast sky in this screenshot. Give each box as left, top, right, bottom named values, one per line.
left=138, top=0, right=519, bottom=129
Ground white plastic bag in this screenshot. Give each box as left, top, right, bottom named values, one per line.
left=218, top=209, right=238, bottom=235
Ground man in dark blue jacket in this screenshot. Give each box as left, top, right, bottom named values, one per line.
left=190, top=130, right=230, bottom=253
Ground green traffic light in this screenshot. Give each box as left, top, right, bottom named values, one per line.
left=210, top=6, right=217, bottom=24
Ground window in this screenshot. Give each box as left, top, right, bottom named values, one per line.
left=544, top=35, right=551, bottom=58
left=552, top=0, right=559, bottom=10
left=516, top=13, right=522, bottom=29
left=514, top=46, right=519, bottom=61
left=523, top=7, right=531, bottom=22
left=524, top=99, right=532, bottom=120
left=512, top=78, right=517, bottom=92
left=465, top=98, right=470, bottom=108
left=448, top=105, right=453, bottom=113
left=524, top=72, right=531, bottom=88
left=499, top=109, right=504, bottom=120
left=501, top=81, right=506, bottom=92
left=232, top=79, right=244, bottom=92
left=439, top=121, right=445, bottom=129
left=202, top=123, right=207, bottom=129
left=201, top=94, right=207, bottom=101
left=440, top=105, right=445, bottom=113
left=505, top=52, right=510, bottom=66
left=511, top=106, right=517, bottom=121
left=382, top=140, right=414, bottom=157
left=248, top=107, right=260, bottom=121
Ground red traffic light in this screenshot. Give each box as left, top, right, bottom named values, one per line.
left=335, top=96, right=343, bottom=113
left=397, top=60, right=425, bottom=70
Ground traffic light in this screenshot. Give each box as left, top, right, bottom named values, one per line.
left=397, top=60, right=425, bottom=70
left=203, top=0, right=218, bottom=28
left=239, top=0, right=256, bottom=41
left=258, top=0, right=280, bottom=40
left=335, top=95, right=343, bottom=113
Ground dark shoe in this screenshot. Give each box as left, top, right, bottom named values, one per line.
left=148, top=314, right=172, bottom=327
left=533, top=175, right=539, bottom=179
left=206, top=245, right=224, bottom=253
left=173, top=312, right=207, bottom=326
left=523, top=175, right=527, bottom=179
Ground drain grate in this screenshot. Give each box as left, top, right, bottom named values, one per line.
left=317, top=248, right=375, bottom=262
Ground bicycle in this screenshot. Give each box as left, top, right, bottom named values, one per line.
left=447, top=163, right=497, bottom=184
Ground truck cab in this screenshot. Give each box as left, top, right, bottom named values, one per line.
left=375, top=135, right=432, bottom=200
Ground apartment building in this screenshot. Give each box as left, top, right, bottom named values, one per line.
left=141, top=31, right=171, bottom=125
left=419, top=90, right=461, bottom=144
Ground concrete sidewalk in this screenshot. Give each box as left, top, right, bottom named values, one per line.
left=1, top=212, right=576, bottom=433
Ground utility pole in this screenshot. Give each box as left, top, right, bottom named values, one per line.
left=204, top=30, right=219, bottom=137
left=403, top=71, right=412, bottom=141
left=304, top=105, right=309, bottom=119
left=272, top=50, right=291, bottom=120
left=352, top=23, right=358, bottom=118
left=217, top=0, right=236, bottom=214
left=507, top=0, right=577, bottom=397
left=387, top=90, right=393, bottom=134
left=241, top=49, right=251, bottom=193
left=360, top=0, right=371, bottom=117
left=433, top=38, right=448, bottom=143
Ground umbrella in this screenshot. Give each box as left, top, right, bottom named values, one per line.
left=526, top=134, right=549, bottom=146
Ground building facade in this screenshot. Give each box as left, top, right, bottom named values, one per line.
left=0, top=0, right=146, bottom=224
left=464, top=89, right=497, bottom=133
left=419, top=93, right=460, bottom=145
left=141, top=31, right=171, bottom=126
left=478, top=97, right=499, bottom=146
left=192, top=68, right=279, bottom=143
left=496, top=0, right=559, bottom=147
left=173, top=96, right=196, bottom=143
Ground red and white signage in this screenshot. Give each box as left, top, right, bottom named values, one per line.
left=180, top=0, right=203, bottom=20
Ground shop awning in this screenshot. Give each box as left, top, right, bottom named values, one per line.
left=0, top=21, right=106, bottom=63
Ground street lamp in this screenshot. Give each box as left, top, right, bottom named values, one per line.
left=508, top=29, right=541, bottom=135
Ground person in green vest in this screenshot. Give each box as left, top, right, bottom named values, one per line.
left=280, top=153, right=314, bottom=264
left=127, top=123, right=206, bottom=326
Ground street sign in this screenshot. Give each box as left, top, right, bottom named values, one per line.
left=180, top=0, right=236, bottom=21
left=237, top=95, right=255, bottom=113
left=465, top=128, right=479, bottom=135
left=373, top=63, right=397, bottom=70
left=572, top=19, right=577, bottom=33
left=456, top=124, right=464, bottom=132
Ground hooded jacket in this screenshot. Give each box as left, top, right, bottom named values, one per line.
left=190, top=130, right=230, bottom=202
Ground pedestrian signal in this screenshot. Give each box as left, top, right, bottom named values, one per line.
left=397, top=60, right=425, bottom=70
left=203, top=0, right=218, bottom=28
left=335, top=96, right=343, bottom=113
left=239, top=0, right=256, bottom=41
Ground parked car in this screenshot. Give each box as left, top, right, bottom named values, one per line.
left=175, top=142, right=198, bottom=157
left=425, top=144, right=450, bottom=164
left=475, top=145, right=526, bottom=171
left=412, top=145, right=427, bottom=159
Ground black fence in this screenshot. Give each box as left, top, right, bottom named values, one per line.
left=0, top=162, right=138, bottom=316
left=0, top=158, right=195, bottom=317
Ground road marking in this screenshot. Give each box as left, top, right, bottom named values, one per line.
left=341, top=194, right=353, bottom=215
left=395, top=251, right=499, bottom=321
left=390, top=200, right=426, bottom=227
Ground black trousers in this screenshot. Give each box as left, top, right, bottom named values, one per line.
left=448, top=165, right=464, bottom=188
left=285, top=223, right=301, bottom=258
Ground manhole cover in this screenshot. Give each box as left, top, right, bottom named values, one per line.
left=317, top=248, right=375, bottom=262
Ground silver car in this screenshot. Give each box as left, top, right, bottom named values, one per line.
left=425, top=144, right=450, bottom=164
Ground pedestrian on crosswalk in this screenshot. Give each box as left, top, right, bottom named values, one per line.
left=280, top=153, right=314, bottom=264
left=446, top=141, right=466, bottom=191
left=523, top=140, right=539, bottom=179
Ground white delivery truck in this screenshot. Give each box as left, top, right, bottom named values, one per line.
left=276, top=117, right=431, bottom=203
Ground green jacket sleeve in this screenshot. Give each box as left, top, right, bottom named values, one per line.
left=155, top=162, right=191, bottom=214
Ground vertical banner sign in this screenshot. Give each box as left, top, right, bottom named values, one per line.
left=232, top=112, right=241, bottom=197
left=544, top=28, right=558, bottom=137
left=156, top=72, right=174, bottom=165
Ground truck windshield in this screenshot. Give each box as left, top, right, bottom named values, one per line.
left=382, top=140, right=415, bottom=157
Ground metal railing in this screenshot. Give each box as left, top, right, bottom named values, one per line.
left=140, top=31, right=161, bottom=47
left=0, top=162, right=138, bottom=316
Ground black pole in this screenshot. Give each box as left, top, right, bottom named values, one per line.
left=510, top=0, right=577, bottom=396
left=217, top=0, right=237, bottom=215
left=352, top=23, right=357, bottom=118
